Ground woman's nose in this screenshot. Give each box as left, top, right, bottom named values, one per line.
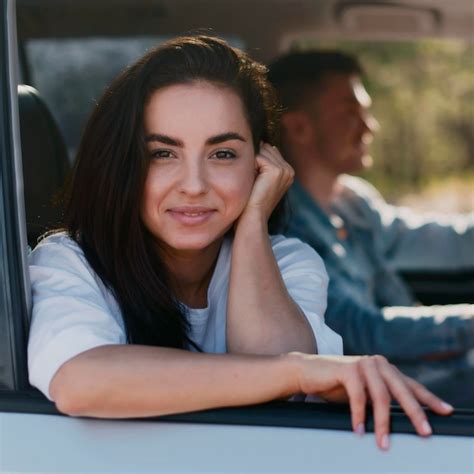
left=177, top=162, right=209, bottom=196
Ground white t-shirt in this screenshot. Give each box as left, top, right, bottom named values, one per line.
left=28, top=232, right=343, bottom=399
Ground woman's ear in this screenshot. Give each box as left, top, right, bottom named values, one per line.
left=281, top=111, right=313, bottom=146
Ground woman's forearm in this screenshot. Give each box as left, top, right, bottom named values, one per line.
left=226, top=210, right=316, bottom=355
left=50, top=345, right=298, bottom=418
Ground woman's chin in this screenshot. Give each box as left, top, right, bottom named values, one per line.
left=159, top=234, right=225, bottom=253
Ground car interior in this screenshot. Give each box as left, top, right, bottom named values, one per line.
left=15, top=0, right=474, bottom=302
left=18, top=85, right=70, bottom=247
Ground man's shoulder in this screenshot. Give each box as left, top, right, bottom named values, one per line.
left=337, top=175, right=384, bottom=203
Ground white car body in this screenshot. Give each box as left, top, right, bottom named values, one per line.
left=1, top=412, right=473, bottom=473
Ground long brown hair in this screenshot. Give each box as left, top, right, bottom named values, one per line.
left=64, top=35, right=280, bottom=349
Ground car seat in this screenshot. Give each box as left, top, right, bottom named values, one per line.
left=18, top=85, right=70, bottom=248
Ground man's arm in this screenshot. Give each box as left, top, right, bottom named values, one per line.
left=343, top=176, right=474, bottom=272
left=325, top=278, right=474, bottom=361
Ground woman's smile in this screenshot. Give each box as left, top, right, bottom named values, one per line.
left=167, top=206, right=217, bottom=226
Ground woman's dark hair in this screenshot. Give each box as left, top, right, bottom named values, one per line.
left=63, top=35, right=282, bottom=349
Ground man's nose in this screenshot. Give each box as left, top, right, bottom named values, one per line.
left=363, top=113, right=380, bottom=134
left=178, top=161, right=209, bottom=195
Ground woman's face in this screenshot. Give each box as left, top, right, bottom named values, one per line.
left=141, top=82, right=256, bottom=253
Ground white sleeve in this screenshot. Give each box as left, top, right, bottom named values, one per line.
left=271, top=235, right=343, bottom=355
left=28, top=237, right=126, bottom=400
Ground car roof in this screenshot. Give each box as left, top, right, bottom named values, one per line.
left=16, top=0, right=474, bottom=62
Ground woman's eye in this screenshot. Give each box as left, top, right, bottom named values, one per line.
left=212, top=150, right=236, bottom=160
left=151, top=150, right=174, bottom=159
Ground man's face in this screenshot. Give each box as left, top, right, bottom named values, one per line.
left=307, top=74, right=379, bottom=174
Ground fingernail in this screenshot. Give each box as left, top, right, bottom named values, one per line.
left=355, top=423, right=365, bottom=436
left=380, top=434, right=390, bottom=451
left=421, top=420, right=432, bottom=436
left=440, top=402, right=453, bottom=411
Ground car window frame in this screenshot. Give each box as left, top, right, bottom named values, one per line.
left=0, top=0, right=30, bottom=393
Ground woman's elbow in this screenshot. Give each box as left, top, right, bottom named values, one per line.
left=50, top=362, right=92, bottom=416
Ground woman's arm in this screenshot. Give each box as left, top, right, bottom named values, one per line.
left=50, top=345, right=295, bottom=418
left=226, top=144, right=317, bottom=355
left=50, top=346, right=453, bottom=450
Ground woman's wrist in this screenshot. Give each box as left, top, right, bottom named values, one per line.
left=236, top=207, right=268, bottom=235
left=279, top=352, right=304, bottom=396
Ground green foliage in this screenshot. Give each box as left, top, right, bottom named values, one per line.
left=293, top=39, right=474, bottom=203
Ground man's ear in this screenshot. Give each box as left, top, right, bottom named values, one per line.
left=281, top=111, right=314, bottom=145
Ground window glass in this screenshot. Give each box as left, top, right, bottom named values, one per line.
left=25, top=37, right=166, bottom=160
left=24, top=36, right=244, bottom=161
left=290, top=39, right=474, bottom=213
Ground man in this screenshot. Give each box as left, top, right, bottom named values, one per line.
left=268, top=51, right=474, bottom=402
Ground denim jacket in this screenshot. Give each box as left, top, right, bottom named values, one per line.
left=286, top=177, right=474, bottom=366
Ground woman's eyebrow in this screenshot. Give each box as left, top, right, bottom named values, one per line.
left=145, top=132, right=246, bottom=147
left=145, top=133, right=183, bottom=147
left=206, top=132, right=246, bottom=145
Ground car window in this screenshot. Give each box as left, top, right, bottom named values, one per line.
left=25, top=37, right=168, bottom=159
left=24, top=35, right=245, bottom=160
left=289, top=38, right=474, bottom=213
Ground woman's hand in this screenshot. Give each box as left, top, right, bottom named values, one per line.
left=289, top=353, right=454, bottom=450
left=240, top=143, right=294, bottom=224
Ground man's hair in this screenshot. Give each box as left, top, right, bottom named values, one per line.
left=268, top=51, right=363, bottom=111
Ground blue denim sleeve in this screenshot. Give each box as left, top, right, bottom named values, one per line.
left=345, top=177, right=474, bottom=272
left=325, top=278, right=474, bottom=361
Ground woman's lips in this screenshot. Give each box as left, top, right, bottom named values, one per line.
left=167, top=207, right=216, bottom=226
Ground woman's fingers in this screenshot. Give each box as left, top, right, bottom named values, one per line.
left=375, top=359, right=432, bottom=437
left=302, top=355, right=454, bottom=451
left=343, top=368, right=367, bottom=435
left=246, top=143, right=294, bottom=219
left=403, top=375, right=454, bottom=415
left=257, top=143, right=293, bottom=171
left=258, top=142, right=282, bottom=159
left=359, top=356, right=392, bottom=450
left=370, top=359, right=454, bottom=441
left=257, top=143, right=294, bottom=179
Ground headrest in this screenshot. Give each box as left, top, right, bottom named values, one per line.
left=18, top=85, right=70, bottom=247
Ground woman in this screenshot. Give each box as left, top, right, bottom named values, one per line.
left=28, top=35, right=452, bottom=451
